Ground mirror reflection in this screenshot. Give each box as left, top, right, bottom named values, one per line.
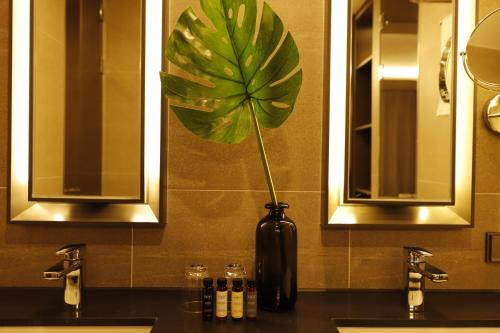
left=464, top=8, right=500, bottom=89
left=31, top=0, right=144, bottom=201
left=347, top=0, right=454, bottom=203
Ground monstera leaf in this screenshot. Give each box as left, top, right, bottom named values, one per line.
left=161, top=0, right=302, bottom=205
left=161, top=0, right=302, bottom=144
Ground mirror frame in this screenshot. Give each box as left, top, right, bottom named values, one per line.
left=8, top=0, right=166, bottom=225
left=325, top=0, right=476, bottom=227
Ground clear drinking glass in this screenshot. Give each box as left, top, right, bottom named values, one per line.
left=224, top=263, right=247, bottom=288
left=224, top=263, right=247, bottom=313
left=184, top=264, right=208, bottom=313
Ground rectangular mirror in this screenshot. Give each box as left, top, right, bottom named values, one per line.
left=326, top=0, right=476, bottom=226
left=9, top=0, right=165, bottom=224
left=347, top=0, right=454, bottom=203
left=31, top=0, right=143, bottom=202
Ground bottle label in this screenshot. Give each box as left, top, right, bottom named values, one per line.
left=231, top=291, right=243, bottom=318
left=246, top=292, right=257, bottom=318
left=216, top=290, right=228, bottom=318
left=203, top=292, right=213, bottom=314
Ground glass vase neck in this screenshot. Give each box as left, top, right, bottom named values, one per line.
left=265, top=202, right=289, bottom=220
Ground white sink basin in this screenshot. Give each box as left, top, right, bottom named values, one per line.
left=0, top=327, right=152, bottom=333
left=338, top=328, right=500, bottom=333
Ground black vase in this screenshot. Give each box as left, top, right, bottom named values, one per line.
left=255, top=202, right=297, bottom=311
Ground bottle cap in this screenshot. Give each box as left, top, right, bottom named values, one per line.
left=233, top=278, right=243, bottom=289
left=247, top=279, right=255, bottom=288
left=217, top=277, right=227, bottom=286
left=203, top=277, right=213, bottom=287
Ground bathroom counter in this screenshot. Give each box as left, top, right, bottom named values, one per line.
left=1, top=289, right=500, bottom=332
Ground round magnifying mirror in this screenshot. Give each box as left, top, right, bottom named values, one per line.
left=463, top=8, right=500, bottom=90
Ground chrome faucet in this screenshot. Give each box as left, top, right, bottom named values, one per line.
left=403, top=246, right=448, bottom=313
left=44, top=244, right=86, bottom=311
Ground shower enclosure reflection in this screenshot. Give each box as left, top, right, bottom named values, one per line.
left=31, top=0, right=144, bottom=202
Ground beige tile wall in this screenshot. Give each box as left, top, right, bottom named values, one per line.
left=0, top=0, right=500, bottom=289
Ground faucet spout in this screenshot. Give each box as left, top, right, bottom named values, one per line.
left=43, top=244, right=85, bottom=311
left=408, top=262, right=448, bottom=283
left=44, top=260, right=82, bottom=280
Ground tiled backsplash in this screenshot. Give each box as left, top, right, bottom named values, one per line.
left=0, top=0, right=500, bottom=289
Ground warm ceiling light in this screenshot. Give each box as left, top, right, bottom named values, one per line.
left=379, top=65, right=419, bottom=80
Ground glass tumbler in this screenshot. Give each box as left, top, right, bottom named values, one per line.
left=224, top=263, right=247, bottom=313
left=184, top=264, right=208, bottom=313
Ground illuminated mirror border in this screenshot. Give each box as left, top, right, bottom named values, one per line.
left=9, top=0, right=165, bottom=224
left=325, top=0, right=475, bottom=227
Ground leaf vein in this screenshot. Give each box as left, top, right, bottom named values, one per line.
left=248, top=60, right=289, bottom=95
left=218, top=0, right=251, bottom=97
left=250, top=91, right=290, bottom=102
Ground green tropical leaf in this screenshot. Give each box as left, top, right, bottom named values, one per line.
left=161, top=0, right=302, bottom=144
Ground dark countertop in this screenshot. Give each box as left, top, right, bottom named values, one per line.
left=1, top=289, right=500, bottom=332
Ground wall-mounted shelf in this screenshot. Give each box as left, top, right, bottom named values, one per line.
left=356, top=55, right=373, bottom=70
left=354, top=123, right=372, bottom=131
left=353, top=188, right=371, bottom=198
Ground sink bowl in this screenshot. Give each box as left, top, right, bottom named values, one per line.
left=338, top=328, right=500, bottom=333
left=0, top=327, right=152, bottom=333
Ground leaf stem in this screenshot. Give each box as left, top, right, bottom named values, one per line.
left=248, top=101, right=278, bottom=206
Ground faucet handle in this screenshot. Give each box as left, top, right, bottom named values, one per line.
left=56, top=244, right=86, bottom=260
left=404, top=246, right=433, bottom=263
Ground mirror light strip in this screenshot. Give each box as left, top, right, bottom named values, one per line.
left=144, top=0, right=163, bottom=208
left=453, top=0, right=475, bottom=218
left=328, top=0, right=348, bottom=217
left=11, top=0, right=30, bottom=186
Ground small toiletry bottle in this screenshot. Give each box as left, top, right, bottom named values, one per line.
left=202, top=277, right=214, bottom=321
left=224, top=263, right=247, bottom=314
left=231, top=278, right=244, bottom=321
left=216, top=278, right=228, bottom=321
left=246, top=279, right=257, bottom=320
